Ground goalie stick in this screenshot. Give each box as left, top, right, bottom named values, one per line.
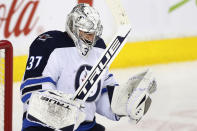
left=73, top=0, right=131, bottom=102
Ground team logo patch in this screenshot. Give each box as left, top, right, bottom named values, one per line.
left=75, top=64, right=101, bottom=102
left=38, top=34, right=53, bottom=42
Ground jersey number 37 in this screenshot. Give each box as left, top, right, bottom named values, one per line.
left=26, top=56, right=42, bottom=70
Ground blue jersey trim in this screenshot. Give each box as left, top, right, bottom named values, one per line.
left=22, top=94, right=32, bottom=103
left=75, top=120, right=96, bottom=131
left=104, top=74, right=113, bottom=81
left=20, top=77, right=56, bottom=90
left=21, top=77, right=56, bottom=103
left=22, top=118, right=42, bottom=130
left=114, top=83, right=119, bottom=86
left=101, top=88, right=107, bottom=94
left=101, top=83, right=119, bottom=95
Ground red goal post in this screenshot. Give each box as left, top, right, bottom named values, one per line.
left=78, top=0, right=93, bottom=6
left=0, top=40, right=13, bottom=131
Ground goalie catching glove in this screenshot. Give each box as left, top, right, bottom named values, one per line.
left=26, top=90, right=86, bottom=130
left=111, top=69, right=157, bottom=122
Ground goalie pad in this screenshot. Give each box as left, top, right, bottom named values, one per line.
left=27, top=90, right=86, bottom=130
left=111, top=69, right=157, bottom=122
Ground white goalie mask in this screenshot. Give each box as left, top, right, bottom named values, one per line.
left=66, top=3, right=103, bottom=56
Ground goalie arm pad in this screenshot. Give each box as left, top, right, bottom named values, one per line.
left=96, top=86, right=120, bottom=121
left=111, top=69, right=157, bottom=121
left=27, top=89, right=86, bottom=130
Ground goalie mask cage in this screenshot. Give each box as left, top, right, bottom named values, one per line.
left=0, top=40, right=13, bottom=131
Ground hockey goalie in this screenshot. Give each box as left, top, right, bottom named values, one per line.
left=20, top=3, right=157, bottom=131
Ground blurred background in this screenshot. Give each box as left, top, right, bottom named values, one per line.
left=1, top=0, right=197, bottom=130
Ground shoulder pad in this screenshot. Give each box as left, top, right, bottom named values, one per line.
left=30, top=30, right=74, bottom=50
left=94, top=37, right=106, bottom=49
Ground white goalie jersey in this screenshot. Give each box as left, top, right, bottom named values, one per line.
left=20, top=30, right=119, bottom=129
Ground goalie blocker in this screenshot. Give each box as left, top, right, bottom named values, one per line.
left=27, top=90, right=86, bottom=130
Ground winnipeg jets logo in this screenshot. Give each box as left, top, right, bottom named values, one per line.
left=75, top=65, right=101, bottom=102
left=81, top=67, right=88, bottom=82
left=38, top=34, right=53, bottom=42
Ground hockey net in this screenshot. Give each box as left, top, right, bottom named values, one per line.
left=0, top=40, right=13, bottom=131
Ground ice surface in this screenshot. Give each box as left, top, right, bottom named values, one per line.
left=13, top=61, right=197, bottom=131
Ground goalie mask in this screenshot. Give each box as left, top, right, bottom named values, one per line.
left=66, top=3, right=103, bottom=56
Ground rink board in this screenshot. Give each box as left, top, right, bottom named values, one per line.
left=13, top=36, right=197, bottom=82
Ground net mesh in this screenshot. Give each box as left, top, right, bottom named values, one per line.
left=0, top=49, right=5, bottom=131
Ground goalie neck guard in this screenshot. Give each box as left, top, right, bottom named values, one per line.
left=66, top=3, right=103, bottom=56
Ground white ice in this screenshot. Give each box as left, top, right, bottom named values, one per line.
left=12, top=61, right=197, bottom=131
